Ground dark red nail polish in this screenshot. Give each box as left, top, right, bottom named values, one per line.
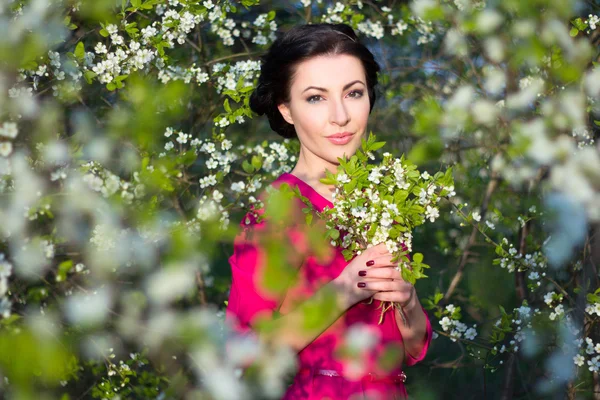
left=357, top=282, right=366, bottom=288
left=358, top=270, right=367, bottom=277
left=366, top=260, right=374, bottom=266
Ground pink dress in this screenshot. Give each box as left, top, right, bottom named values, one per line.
left=226, top=172, right=433, bottom=400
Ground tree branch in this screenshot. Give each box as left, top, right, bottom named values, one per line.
left=442, top=171, right=500, bottom=305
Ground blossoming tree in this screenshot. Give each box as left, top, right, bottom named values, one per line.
left=0, top=0, right=599, bottom=398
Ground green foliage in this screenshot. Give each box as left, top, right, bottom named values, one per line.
left=0, top=0, right=598, bottom=398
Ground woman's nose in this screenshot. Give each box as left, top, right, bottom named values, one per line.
left=329, top=99, right=350, bottom=126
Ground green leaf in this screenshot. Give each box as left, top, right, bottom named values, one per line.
left=74, top=42, right=85, bottom=61
left=56, top=260, right=73, bottom=282
left=131, top=0, right=142, bottom=8
left=251, top=155, right=262, bottom=170
left=370, top=141, right=386, bottom=152
left=141, top=0, right=154, bottom=9
left=320, top=177, right=337, bottom=185
left=413, top=253, right=423, bottom=263
left=343, top=179, right=357, bottom=194
left=572, top=17, right=587, bottom=31
left=83, top=70, right=97, bottom=84
left=305, top=213, right=313, bottom=225
left=242, top=160, right=254, bottom=174
left=569, top=27, right=579, bottom=37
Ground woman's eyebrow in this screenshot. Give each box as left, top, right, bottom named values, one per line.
left=301, top=80, right=365, bottom=93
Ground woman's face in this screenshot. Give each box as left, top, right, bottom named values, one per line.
left=277, top=54, right=371, bottom=170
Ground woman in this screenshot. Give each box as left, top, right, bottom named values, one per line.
left=226, top=23, right=432, bottom=400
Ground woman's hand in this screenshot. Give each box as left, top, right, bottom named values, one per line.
left=366, top=259, right=415, bottom=307
left=332, top=243, right=414, bottom=309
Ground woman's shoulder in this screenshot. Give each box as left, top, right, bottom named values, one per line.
left=237, top=172, right=308, bottom=229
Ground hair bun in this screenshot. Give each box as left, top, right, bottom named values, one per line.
left=249, top=81, right=270, bottom=116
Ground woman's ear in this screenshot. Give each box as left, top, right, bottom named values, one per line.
left=277, top=103, right=294, bottom=125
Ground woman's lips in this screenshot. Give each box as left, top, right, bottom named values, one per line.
left=326, top=133, right=354, bottom=145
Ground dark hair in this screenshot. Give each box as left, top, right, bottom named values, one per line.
left=249, top=23, right=381, bottom=139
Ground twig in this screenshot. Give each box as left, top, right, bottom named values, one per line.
left=435, top=330, right=494, bottom=350
left=500, top=354, right=516, bottom=400
left=204, top=51, right=262, bottom=66
left=196, top=271, right=207, bottom=305
left=184, top=37, right=202, bottom=54
left=442, top=172, right=499, bottom=304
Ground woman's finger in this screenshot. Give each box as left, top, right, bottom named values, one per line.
left=356, top=280, right=408, bottom=292
left=372, top=291, right=413, bottom=305
left=363, top=253, right=396, bottom=269
left=358, top=265, right=402, bottom=280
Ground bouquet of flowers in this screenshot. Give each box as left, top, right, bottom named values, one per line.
left=316, top=133, right=456, bottom=325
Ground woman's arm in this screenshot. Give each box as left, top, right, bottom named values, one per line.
left=254, top=277, right=351, bottom=353
left=395, top=293, right=432, bottom=366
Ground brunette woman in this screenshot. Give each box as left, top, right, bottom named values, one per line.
left=226, top=23, right=432, bottom=400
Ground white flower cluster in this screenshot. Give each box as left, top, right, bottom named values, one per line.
left=496, top=238, right=548, bottom=288
left=356, top=19, right=385, bottom=40
left=587, top=14, right=599, bottom=31
left=493, top=304, right=541, bottom=356
left=242, top=140, right=295, bottom=177
left=14, top=49, right=81, bottom=99
left=0, top=253, right=13, bottom=319
left=574, top=337, right=600, bottom=372
left=157, top=63, right=210, bottom=85
left=251, top=14, right=278, bottom=46
left=211, top=60, right=262, bottom=94
left=90, top=12, right=212, bottom=86
left=439, top=304, right=477, bottom=342
left=499, top=83, right=600, bottom=222
left=585, top=301, right=600, bottom=317
left=194, top=136, right=238, bottom=177
left=324, top=149, right=455, bottom=275
left=82, top=161, right=145, bottom=204
left=320, top=2, right=414, bottom=39
left=197, top=194, right=229, bottom=229
left=0, top=121, right=18, bottom=158
left=17, top=2, right=273, bottom=93
left=90, top=224, right=120, bottom=252
left=543, top=291, right=565, bottom=321
left=413, top=17, right=436, bottom=45
left=391, top=20, right=409, bottom=36
left=571, top=127, right=595, bottom=149
left=453, top=0, right=486, bottom=11
left=192, top=137, right=296, bottom=229
left=321, top=2, right=347, bottom=24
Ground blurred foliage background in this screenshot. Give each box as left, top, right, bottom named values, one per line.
left=0, top=0, right=599, bottom=399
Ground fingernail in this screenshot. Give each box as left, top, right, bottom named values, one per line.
left=366, top=260, right=374, bottom=266
left=357, top=282, right=366, bottom=288
left=358, top=270, right=367, bottom=277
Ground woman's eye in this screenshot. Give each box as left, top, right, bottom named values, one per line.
left=307, top=95, right=323, bottom=103
left=348, top=89, right=364, bottom=98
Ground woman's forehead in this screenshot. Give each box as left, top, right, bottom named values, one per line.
left=290, top=54, right=366, bottom=89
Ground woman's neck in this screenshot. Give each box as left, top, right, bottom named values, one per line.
left=290, top=148, right=337, bottom=203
